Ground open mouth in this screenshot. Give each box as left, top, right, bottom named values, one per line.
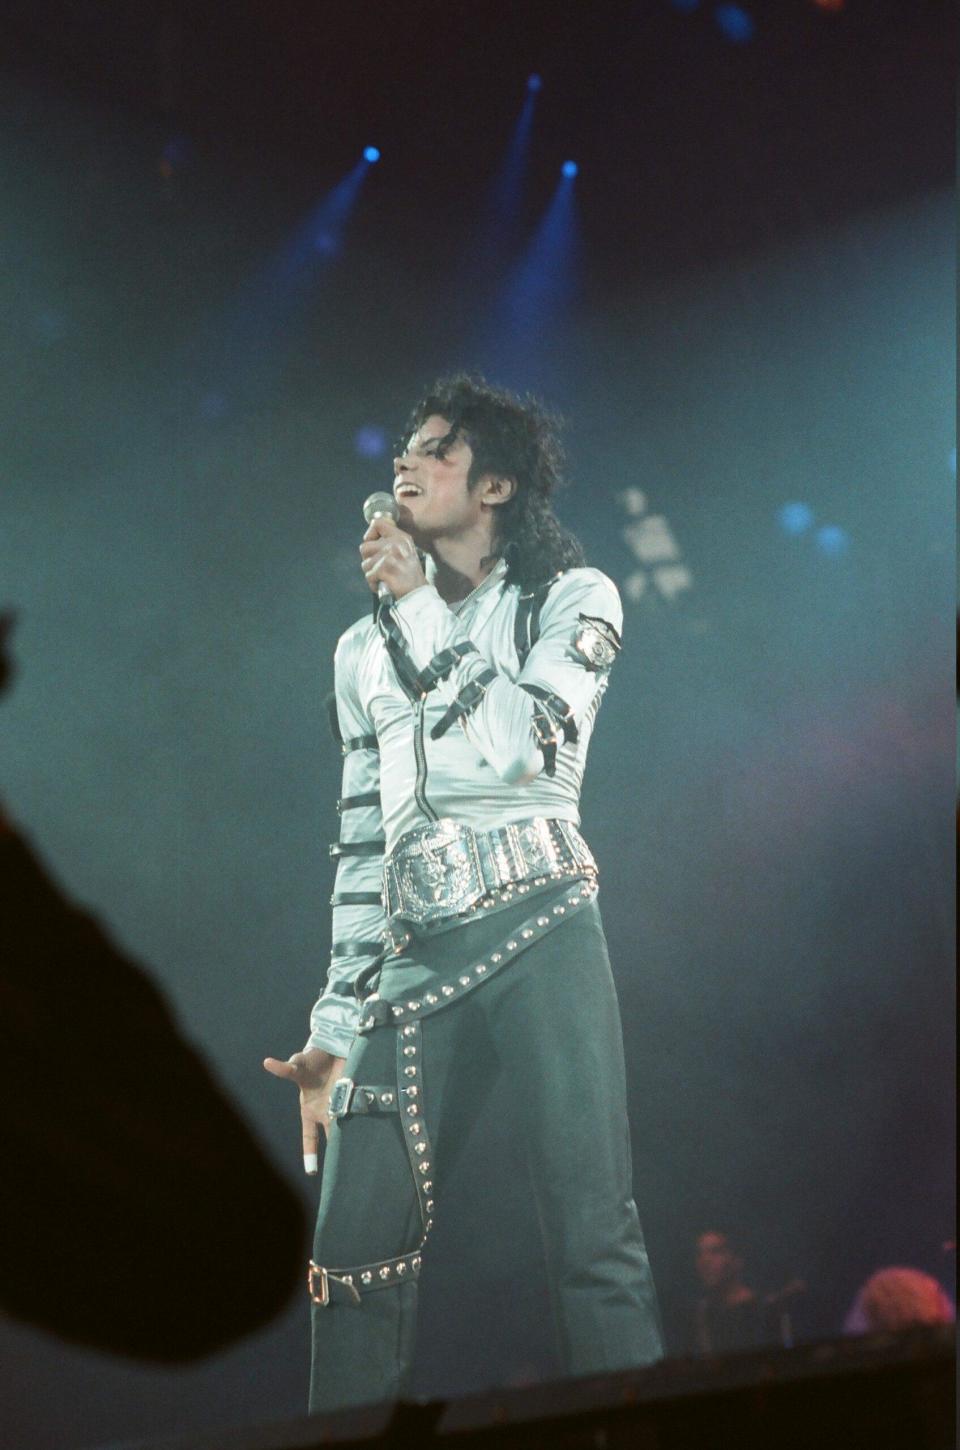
left=394, top=485, right=423, bottom=500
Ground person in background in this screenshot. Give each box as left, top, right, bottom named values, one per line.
left=692, top=1229, right=765, bottom=1355
left=843, top=1266, right=955, bottom=1335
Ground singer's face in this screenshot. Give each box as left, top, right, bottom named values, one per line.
left=392, top=415, right=482, bottom=542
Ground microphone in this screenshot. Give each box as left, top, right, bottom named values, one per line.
left=362, top=491, right=400, bottom=605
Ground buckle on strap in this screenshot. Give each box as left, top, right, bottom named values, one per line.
left=329, top=1080, right=399, bottom=1115
left=430, top=667, right=497, bottom=740
left=327, top=1077, right=355, bottom=1118
left=358, top=997, right=393, bottom=1032
left=308, top=1260, right=362, bottom=1307
left=308, top=1261, right=329, bottom=1306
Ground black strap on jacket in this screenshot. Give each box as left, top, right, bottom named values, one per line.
left=519, top=682, right=579, bottom=777
left=415, top=641, right=477, bottom=693
left=430, top=667, right=497, bottom=739
left=325, top=976, right=362, bottom=999
left=519, top=682, right=579, bottom=743
left=341, top=733, right=379, bottom=755
left=514, top=573, right=563, bottom=668
left=338, top=791, right=381, bottom=813
left=529, top=705, right=560, bottom=776
left=329, top=840, right=385, bottom=860
left=376, top=603, right=425, bottom=703
left=331, top=940, right=385, bottom=958
left=331, top=891, right=383, bottom=907
left=378, top=606, right=479, bottom=703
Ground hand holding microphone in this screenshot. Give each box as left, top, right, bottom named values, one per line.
left=360, top=492, right=426, bottom=605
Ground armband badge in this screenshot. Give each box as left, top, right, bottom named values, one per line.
left=574, top=614, right=621, bottom=672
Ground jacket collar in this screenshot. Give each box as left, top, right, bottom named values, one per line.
left=424, top=554, right=508, bottom=614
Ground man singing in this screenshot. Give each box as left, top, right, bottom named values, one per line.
left=265, top=374, right=662, bottom=1411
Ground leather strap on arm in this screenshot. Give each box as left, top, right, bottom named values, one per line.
left=341, top=733, right=379, bottom=755
left=519, top=682, right=579, bottom=743
left=337, top=791, right=381, bottom=813
left=415, top=641, right=477, bottom=693
left=429, top=667, right=498, bottom=740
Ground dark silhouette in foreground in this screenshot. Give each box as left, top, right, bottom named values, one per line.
left=0, top=612, right=304, bottom=1360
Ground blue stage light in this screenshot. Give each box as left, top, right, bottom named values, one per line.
left=715, top=4, right=755, bottom=42
left=778, top=502, right=814, bottom=536
left=561, top=160, right=578, bottom=178
left=215, top=152, right=376, bottom=397
left=527, top=73, right=543, bottom=92
left=815, top=525, right=849, bottom=556
left=363, top=146, right=381, bottom=163
left=483, top=163, right=581, bottom=384
left=354, top=425, right=388, bottom=459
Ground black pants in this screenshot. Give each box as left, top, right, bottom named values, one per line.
left=309, top=885, right=662, bottom=1412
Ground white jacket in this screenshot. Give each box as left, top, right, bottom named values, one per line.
left=307, top=558, right=622, bottom=1057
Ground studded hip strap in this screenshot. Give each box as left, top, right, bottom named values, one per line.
left=308, top=880, right=598, bottom=1308
left=359, top=877, right=598, bottom=1035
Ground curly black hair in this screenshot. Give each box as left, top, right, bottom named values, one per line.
left=400, top=374, right=586, bottom=592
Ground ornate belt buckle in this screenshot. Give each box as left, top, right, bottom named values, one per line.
left=327, top=1077, right=355, bottom=1118
left=393, top=820, right=483, bottom=924
left=308, top=1260, right=330, bottom=1306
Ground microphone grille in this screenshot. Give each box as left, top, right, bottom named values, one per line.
left=363, top=491, right=399, bottom=524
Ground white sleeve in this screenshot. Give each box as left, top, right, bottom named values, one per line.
left=304, top=627, right=386, bottom=1058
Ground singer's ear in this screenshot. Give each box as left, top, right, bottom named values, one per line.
left=479, top=474, right=516, bottom=509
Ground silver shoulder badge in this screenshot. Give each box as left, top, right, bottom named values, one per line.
left=573, top=614, right=621, bottom=672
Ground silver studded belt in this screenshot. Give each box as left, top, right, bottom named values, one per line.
left=382, top=816, right=596, bottom=928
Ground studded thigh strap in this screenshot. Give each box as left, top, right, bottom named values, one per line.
left=308, top=880, right=598, bottom=1307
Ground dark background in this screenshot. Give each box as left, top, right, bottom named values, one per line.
left=0, top=2, right=954, bottom=1446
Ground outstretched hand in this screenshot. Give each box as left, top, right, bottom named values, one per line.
left=263, top=1048, right=348, bottom=1175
